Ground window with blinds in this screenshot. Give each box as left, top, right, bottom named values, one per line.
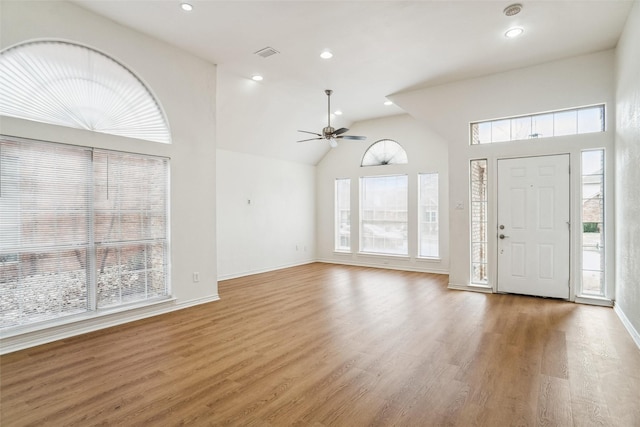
left=0, top=136, right=169, bottom=330
left=0, top=40, right=171, bottom=144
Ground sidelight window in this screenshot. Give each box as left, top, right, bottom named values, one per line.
left=470, top=159, right=488, bottom=284
left=580, top=150, right=605, bottom=297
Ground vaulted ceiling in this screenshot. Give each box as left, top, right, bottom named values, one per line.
left=74, top=0, right=633, bottom=164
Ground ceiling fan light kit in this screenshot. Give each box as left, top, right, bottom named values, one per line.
left=297, top=90, right=367, bottom=148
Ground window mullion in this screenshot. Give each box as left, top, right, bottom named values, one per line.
left=88, top=149, right=97, bottom=311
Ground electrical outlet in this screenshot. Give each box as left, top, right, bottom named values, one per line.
left=193, top=272, right=200, bottom=283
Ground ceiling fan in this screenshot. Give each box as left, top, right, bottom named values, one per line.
left=297, top=89, right=366, bottom=148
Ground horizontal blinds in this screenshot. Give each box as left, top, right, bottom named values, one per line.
left=0, top=137, right=169, bottom=329
left=93, top=150, right=168, bottom=308
left=0, top=139, right=91, bottom=328
left=0, top=40, right=171, bottom=144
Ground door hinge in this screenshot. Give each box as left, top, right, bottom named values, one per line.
left=567, top=221, right=571, bottom=229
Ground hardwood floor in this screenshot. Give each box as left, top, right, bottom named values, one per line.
left=1, top=263, right=639, bottom=426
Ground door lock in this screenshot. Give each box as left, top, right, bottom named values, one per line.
left=499, top=234, right=509, bottom=239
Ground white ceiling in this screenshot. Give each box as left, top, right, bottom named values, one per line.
left=73, top=0, right=633, bottom=164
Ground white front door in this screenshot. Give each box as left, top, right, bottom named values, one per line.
left=497, top=155, right=570, bottom=298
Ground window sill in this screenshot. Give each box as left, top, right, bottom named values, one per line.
left=333, top=250, right=352, bottom=255
left=575, top=295, right=613, bottom=307
left=416, top=256, right=442, bottom=263
left=357, top=252, right=410, bottom=260
left=1, top=296, right=176, bottom=340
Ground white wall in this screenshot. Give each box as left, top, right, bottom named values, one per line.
left=216, top=149, right=316, bottom=279
left=316, top=114, right=450, bottom=274
left=0, top=1, right=218, bottom=352
left=615, top=0, right=640, bottom=346
left=391, top=51, right=615, bottom=298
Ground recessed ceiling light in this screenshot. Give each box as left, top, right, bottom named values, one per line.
left=384, top=100, right=393, bottom=106
left=251, top=75, right=263, bottom=81
left=320, top=50, right=333, bottom=59
left=505, top=27, right=524, bottom=38
left=180, top=2, right=193, bottom=12
left=334, top=110, right=343, bottom=115
left=503, top=3, right=523, bottom=16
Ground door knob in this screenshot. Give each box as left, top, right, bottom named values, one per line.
left=499, top=234, right=509, bottom=239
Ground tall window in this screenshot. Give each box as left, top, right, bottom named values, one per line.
left=418, top=173, right=439, bottom=258
left=335, top=178, right=351, bottom=252
left=0, top=136, right=169, bottom=330
left=581, top=150, right=605, bottom=297
left=470, top=160, right=488, bottom=284
left=470, top=105, right=605, bottom=145
left=360, top=175, right=408, bottom=255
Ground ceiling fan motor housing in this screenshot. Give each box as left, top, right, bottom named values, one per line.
left=323, top=126, right=335, bottom=138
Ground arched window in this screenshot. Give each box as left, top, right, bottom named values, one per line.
left=0, top=40, right=171, bottom=144
left=361, top=139, right=408, bottom=167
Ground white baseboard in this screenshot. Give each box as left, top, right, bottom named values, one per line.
left=217, top=260, right=316, bottom=281
left=316, top=258, right=449, bottom=275
left=614, top=303, right=640, bottom=350
left=0, top=294, right=220, bottom=355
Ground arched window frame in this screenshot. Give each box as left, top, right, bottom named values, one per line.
left=360, top=139, right=408, bottom=167
left=0, top=39, right=171, bottom=144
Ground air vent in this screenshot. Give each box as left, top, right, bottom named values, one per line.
left=503, top=3, right=523, bottom=16
left=254, top=47, right=279, bottom=58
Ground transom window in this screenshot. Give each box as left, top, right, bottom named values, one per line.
left=470, top=105, right=604, bottom=145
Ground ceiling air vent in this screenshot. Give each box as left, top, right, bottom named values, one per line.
left=254, top=47, right=279, bottom=58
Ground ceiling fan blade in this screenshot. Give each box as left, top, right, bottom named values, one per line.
left=334, top=127, right=349, bottom=135
left=298, top=130, right=322, bottom=136
left=338, top=135, right=367, bottom=140
left=297, top=137, right=323, bottom=143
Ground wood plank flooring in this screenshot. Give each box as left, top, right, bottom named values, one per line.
left=1, top=263, right=639, bottom=426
